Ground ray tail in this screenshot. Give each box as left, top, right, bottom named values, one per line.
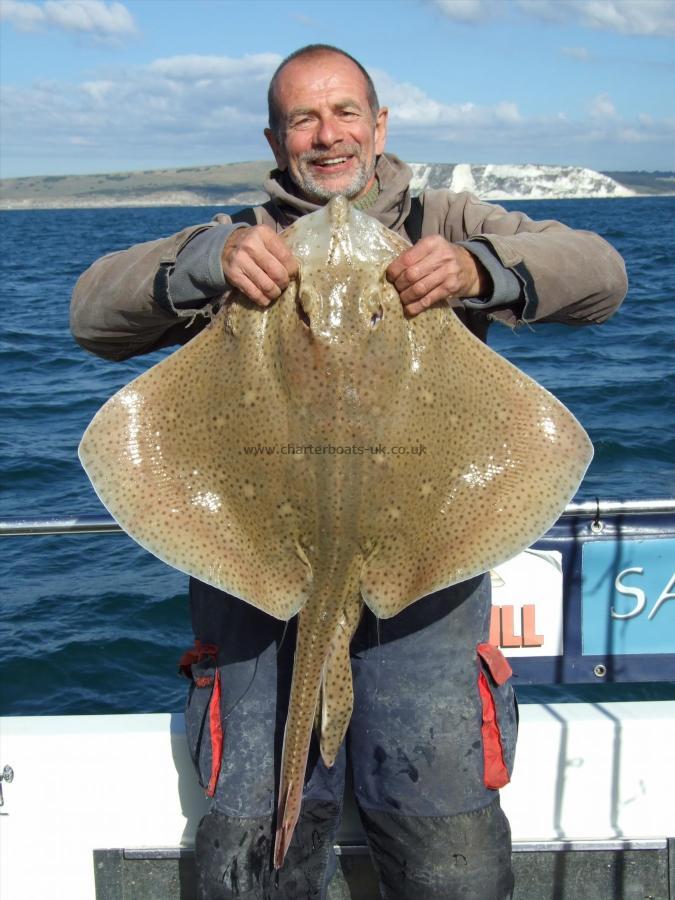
left=273, top=561, right=362, bottom=869
left=319, top=591, right=363, bottom=768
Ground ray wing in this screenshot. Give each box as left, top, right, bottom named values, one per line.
left=359, top=306, right=593, bottom=618
left=79, top=299, right=314, bottom=620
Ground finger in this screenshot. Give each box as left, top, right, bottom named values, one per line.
left=227, top=227, right=298, bottom=283
left=392, top=256, right=451, bottom=294
left=386, top=251, right=415, bottom=283
left=386, top=237, right=445, bottom=281
left=229, top=270, right=275, bottom=307
left=244, top=244, right=295, bottom=292
left=262, top=231, right=299, bottom=277
left=398, top=267, right=449, bottom=306
left=237, top=256, right=284, bottom=301
left=403, top=285, right=453, bottom=317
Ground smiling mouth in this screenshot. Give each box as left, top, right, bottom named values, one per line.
left=312, top=156, right=353, bottom=168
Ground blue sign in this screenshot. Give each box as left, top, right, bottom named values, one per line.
left=582, top=538, right=675, bottom=656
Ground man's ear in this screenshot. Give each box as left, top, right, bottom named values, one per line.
left=265, top=128, right=288, bottom=171
left=374, top=107, right=388, bottom=156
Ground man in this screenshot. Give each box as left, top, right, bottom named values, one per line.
left=71, top=44, right=627, bottom=900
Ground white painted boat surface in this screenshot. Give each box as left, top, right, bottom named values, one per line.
left=1, top=702, right=674, bottom=900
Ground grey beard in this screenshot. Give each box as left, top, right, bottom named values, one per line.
left=294, top=155, right=375, bottom=203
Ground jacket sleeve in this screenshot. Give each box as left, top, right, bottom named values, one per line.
left=436, top=191, right=628, bottom=328
left=70, top=221, right=228, bottom=361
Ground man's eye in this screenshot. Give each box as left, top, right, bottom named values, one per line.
left=291, top=117, right=312, bottom=129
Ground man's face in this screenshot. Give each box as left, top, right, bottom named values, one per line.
left=265, top=53, right=388, bottom=203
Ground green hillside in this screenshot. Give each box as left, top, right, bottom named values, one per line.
left=0, top=162, right=271, bottom=209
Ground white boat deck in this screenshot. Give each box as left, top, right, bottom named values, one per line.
left=2, top=701, right=674, bottom=899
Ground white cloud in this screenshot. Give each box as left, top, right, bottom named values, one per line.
left=290, top=12, right=316, bottom=27
left=68, top=135, right=98, bottom=145
left=1, top=53, right=673, bottom=174
left=0, top=53, right=281, bottom=172
left=617, top=126, right=649, bottom=142
left=373, top=70, right=523, bottom=130
left=433, top=0, right=504, bottom=22
left=561, top=45, right=591, bottom=60
left=0, top=0, right=137, bottom=37
left=494, top=101, right=522, bottom=123
left=0, top=0, right=43, bottom=28
left=374, top=70, right=674, bottom=168
left=517, top=0, right=675, bottom=37
left=588, top=92, right=619, bottom=118
left=81, top=79, right=115, bottom=102
left=433, top=0, right=675, bottom=34
left=148, top=53, right=280, bottom=80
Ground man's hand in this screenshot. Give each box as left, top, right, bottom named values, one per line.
left=386, top=236, right=490, bottom=316
left=222, top=225, right=299, bottom=306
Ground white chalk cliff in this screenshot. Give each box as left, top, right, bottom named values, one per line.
left=409, top=163, right=635, bottom=200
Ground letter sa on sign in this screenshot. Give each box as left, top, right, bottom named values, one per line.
left=612, top=568, right=675, bottom=621
left=582, top=537, right=675, bottom=656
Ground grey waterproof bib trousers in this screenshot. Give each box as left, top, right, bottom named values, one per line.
left=182, top=573, right=517, bottom=899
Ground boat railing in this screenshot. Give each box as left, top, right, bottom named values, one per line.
left=3, top=498, right=675, bottom=686
left=2, top=498, right=675, bottom=537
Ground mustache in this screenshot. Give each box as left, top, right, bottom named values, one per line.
left=299, top=145, right=361, bottom=164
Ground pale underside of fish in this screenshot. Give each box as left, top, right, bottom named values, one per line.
left=79, top=196, right=593, bottom=868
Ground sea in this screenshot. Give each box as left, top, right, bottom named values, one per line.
left=1, top=196, right=674, bottom=716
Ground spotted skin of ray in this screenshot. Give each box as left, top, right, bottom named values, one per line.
left=318, top=587, right=363, bottom=768
left=79, top=196, right=593, bottom=869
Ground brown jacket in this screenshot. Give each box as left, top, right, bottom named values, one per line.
left=70, top=154, right=627, bottom=361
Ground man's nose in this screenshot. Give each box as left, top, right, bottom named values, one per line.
left=314, top=115, right=341, bottom=147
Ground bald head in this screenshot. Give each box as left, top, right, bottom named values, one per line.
left=268, top=44, right=380, bottom=140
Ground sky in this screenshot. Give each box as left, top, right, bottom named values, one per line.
left=1, top=0, right=674, bottom=178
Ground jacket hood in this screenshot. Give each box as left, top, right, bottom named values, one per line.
left=263, top=152, right=414, bottom=230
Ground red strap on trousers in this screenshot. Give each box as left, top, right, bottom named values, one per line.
left=178, top=641, right=223, bottom=797
left=476, top=642, right=512, bottom=790
left=205, top=669, right=223, bottom=797
left=178, top=640, right=219, bottom=681
left=477, top=670, right=510, bottom=790
left=476, top=642, right=513, bottom=685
